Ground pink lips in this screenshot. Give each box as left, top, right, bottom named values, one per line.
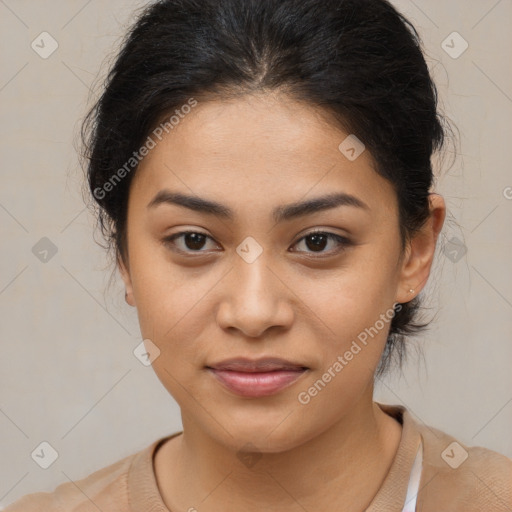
left=206, top=357, right=308, bottom=398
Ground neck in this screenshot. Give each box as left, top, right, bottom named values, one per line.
left=155, top=396, right=402, bottom=512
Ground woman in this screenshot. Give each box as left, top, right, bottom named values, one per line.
left=6, top=0, right=511, bottom=510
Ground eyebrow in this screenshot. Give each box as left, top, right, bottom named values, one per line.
left=147, top=189, right=370, bottom=223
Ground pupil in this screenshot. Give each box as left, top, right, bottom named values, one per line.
left=186, top=233, right=206, bottom=250
left=306, top=234, right=327, bottom=252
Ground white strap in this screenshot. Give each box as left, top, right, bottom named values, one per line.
left=401, top=439, right=423, bottom=512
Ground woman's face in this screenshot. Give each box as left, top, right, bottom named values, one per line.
left=119, top=92, right=429, bottom=452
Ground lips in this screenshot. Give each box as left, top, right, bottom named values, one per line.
left=207, top=357, right=308, bottom=372
left=206, top=357, right=308, bottom=397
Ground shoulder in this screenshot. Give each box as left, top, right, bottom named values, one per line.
left=413, top=416, right=512, bottom=511
left=2, top=442, right=154, bottom=512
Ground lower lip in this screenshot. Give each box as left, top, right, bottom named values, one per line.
left=207, top=368, right=307, bottom=397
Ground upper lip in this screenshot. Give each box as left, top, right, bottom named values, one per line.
left=207, top=357, right=308, bottom=372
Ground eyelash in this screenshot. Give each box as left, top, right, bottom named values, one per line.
left=162, top=229, right=352, bottom=258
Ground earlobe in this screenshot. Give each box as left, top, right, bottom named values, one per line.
left=124, top=290, right=134, bottom=306
left=118, top=255, right=136, bottom=307
left=396, top=193, right=446, bottom=304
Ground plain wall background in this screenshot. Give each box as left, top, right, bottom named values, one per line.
left=1, top=0, right=511, bottom=507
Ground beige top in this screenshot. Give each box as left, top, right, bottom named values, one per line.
left=4, top=403, right=512, bottom=511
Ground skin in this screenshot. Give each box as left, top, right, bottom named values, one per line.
left=118, top=91, right=446, bottom=511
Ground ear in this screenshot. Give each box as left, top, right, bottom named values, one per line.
left=118, top=254, right=136, bottom=307
left=395, top=193, right=446, bottom=303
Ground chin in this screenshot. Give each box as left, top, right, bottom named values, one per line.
left=208, top=415, right=317, bottom=455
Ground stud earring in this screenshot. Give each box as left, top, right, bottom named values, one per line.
left=409, top=288, right=415, bottom=294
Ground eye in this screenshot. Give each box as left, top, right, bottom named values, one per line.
left=291, top=230, right=352, bottom=257
left=162, top=229, right=352, bottom=257
left=162, top=231, right=219, bottom=254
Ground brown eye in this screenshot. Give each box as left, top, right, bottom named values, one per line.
left=291, top=231, right=352, bottom=256
left=162, top=231, right=218, bottom=254
left=162, top=229, right=352, bottom=257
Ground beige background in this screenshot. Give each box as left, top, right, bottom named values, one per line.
left=1, top=0, right=511, bottom=507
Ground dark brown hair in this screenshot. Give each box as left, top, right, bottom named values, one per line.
left=81, top=0, right=453, bottom=376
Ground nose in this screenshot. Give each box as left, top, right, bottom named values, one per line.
left=215, top=252, right=294, bottom=338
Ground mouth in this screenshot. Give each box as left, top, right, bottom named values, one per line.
left=206, top=357, right=309, bottom=398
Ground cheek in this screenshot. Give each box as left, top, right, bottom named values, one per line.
left=127, top=241, right=228, bottom=386
left=130, top=260, right=207, bottom=400
left=301, top=251, right=398, bottom=336
left=127, top=247, right=194, bottom=353
left=291, top=290, right=397, bottom=439
left=132, top=272, right=204, bottom=352
left=298, top=249, right=400, bottom=382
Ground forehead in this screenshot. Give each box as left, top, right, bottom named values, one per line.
left=131, top=93, right=398, bottom=219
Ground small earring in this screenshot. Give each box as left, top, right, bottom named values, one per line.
left=409, top=288, right=415, bottom=294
